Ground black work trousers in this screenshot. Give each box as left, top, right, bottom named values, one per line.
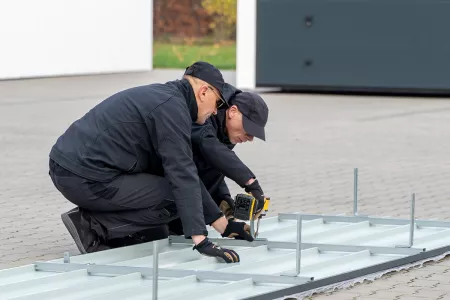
left=48, top=159, right=222, bottom=241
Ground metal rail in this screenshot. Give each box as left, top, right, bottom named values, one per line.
left=278, top=213, right=450, bottom=228
left=33, top=262, right=313, bottom=285
left=396, top=193, right=416, bottom=248
left=153, top=240, right=159, bottom=300
left=354, top=168, right=358, bottom=216
left=169, top=236, right=425, bottom=255
left=281, top=214, right=303, bottom=277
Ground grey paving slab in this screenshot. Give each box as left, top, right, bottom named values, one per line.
left=1, top=70, right=450, bottom=300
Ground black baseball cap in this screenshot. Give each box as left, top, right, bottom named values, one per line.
left=184, top=61, right=226, bottom=106
left=231, top=92, right=269, bottom=141
left=222, top=82, right=242, bottom=106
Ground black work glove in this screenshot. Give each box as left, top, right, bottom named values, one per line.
left=219, top=195, right=235, bottom=219
left=222, top=194, right=235, bottom=211
left=221, top=218, right=254, bottom=242
left=244, top=179, right=265, bottom=212
left=193, top=237, right=240, bottom=263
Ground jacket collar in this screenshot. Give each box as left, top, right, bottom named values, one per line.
left=213, top=109, right=232, bottom=145
left=171, top=79, right=198, bottom=122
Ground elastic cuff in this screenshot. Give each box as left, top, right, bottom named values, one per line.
left=184, top=229, right=208, bottom=239
left=237, top=175, right=256, bottom=188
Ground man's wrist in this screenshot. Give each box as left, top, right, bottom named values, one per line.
left=192, top=235, right=206, bottom=245
left=245, top=177, right=256, bottom=186
left=211, top=216, right=228, bottom=234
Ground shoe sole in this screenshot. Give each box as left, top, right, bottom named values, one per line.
left=61, top=212, right=87, bottom=254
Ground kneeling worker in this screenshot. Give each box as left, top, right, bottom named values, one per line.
left=167, top=84, right=270, bottom=236
left=48, top=61, right=252, bottom=263
left=192, top=84, right=270, bottom=221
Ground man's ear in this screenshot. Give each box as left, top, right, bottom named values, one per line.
left=198, top=85, right=208, bottom=102
left=227, top=105, right=239, bottom=118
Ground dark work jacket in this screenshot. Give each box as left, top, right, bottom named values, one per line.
left=49, top=79, right=214, bottom=238
left=192, top=109, right=255, bottom=204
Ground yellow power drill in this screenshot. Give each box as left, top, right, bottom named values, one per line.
left=232, top=193, right=270, bottom=238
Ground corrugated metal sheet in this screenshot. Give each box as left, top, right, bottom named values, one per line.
left=2, top=212, right=450, bottom=300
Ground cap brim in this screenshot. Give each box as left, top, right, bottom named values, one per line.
left=242, top=115, right=265, bottom=141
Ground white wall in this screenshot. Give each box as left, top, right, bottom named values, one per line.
left=0, top=0, right=153, bottom=80
left=236, top=0, right=256, bottom=90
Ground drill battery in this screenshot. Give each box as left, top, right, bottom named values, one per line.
left=233, top=193, right=270, bottom=221
left=233, top=194, right=257, bottom=221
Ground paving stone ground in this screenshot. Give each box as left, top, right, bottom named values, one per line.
left=1, top=70, right=450, bottom=299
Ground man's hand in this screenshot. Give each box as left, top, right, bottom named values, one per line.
left=193, top=237, right=240, bottom=263
left=219, top=195, right=235, bottom=219
left=244, top=179, right=265, bottom=212
left=221, top=218, right=254, bottom=242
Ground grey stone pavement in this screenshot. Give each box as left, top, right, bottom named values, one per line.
left=1, top=70, right=450, bottom=299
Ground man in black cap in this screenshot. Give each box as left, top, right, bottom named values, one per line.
left=167, top=83, right=270, bottom=236
left=193, top=85, right=270, bottom=220
left=48, top=61, right=254, bottom=263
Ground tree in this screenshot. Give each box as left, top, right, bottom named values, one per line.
left=201, top=0, right=237, bottom=42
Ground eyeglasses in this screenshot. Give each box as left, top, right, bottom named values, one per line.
left=208, top=86, right=226, bottom=108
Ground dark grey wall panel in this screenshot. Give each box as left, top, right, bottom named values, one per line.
left=255, top=0, right=450, bottom=92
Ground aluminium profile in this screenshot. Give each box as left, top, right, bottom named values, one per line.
left=33, top=262, right=313, bottom=285
left=168, top=236, right=425, bottom=255
left=278, top=213, right=450, bottom=228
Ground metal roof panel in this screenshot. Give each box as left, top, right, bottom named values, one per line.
left=1, top=212, right=450, bottom=300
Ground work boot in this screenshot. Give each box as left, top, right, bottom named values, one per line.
left=61, top=207, right=110, bottom=254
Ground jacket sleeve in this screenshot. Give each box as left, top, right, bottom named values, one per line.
left=212, top=179, right=230, bottom=202
left=147, top=98, right=207, bottom=238
left=192, top=123, right=255, bottom=188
